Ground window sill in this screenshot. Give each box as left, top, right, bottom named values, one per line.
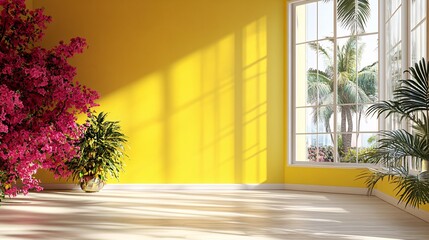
left=287, top=162, right=374, bottom=169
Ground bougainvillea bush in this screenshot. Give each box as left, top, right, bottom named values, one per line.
left=0, top=0, right=98, bottom=197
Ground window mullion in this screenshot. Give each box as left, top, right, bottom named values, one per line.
left=402, top=0, right=409, bottom=132
left=333, top=0, right=338, bottom=163
left=379, top=0, right=385, bottom=132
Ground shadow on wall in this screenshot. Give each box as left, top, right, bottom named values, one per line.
left=35, top=0, right=284, bottom=184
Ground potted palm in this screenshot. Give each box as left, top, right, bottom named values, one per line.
left=361, top=58, right=429, bottom=208
left=67, top=112, right=127, bottom=192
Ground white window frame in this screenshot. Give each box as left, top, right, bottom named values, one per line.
left=287, top=0, right=427, bottom=167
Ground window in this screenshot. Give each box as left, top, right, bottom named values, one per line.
left=289, top=0, right=427, bottom=165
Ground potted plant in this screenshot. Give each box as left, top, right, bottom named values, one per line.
left=360, top=58, right=429, bottom=208
left=0, top=170, right=7, bottom=201
left=67, top=112, right=127, bottom=192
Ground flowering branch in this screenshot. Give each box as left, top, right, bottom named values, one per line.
left=0, top=0, right=99, bottom=197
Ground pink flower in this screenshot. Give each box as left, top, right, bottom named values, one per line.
left=0, top=0, right=99, bottom=197
left=26, top=67, right=45, bottom=79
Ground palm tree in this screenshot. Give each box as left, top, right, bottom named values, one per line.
left=324, top=0, right=371, bottom=33
left=361, top=58, right=429, bottom=208
left=307, top=37, right=377, bottom=158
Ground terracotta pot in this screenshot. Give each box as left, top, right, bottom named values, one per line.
left=80, top=176, right=105, bottom=192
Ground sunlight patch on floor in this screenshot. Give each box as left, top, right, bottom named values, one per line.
left=0, top=190, right=428, bottom=240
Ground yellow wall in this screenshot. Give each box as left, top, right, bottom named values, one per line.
left=34, top=0, right=368, bottom=188
left=31, top=0, right=428, bottom=212
left=34, top=0, right=284, bottom=184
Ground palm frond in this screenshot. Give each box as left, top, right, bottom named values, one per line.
left=393, top=58, right=429, bottom=114
left=393, top=171, right=429, bottom=207
left=359, top=166, right=429, bottom=208
left=367, top=130, right=429, bottom=163
left=337, top=0, right=371, bottom=33
left=366, top=100, right=413, bottom=123
left=309, top=41, right=334, bottom=69
left=413, top=114, right=429, bottom=139
left=337, top=37, right=357, bottom=74
left=362, top=58, right=429, bottom=208
left=357, top=169, right=392, bottom=195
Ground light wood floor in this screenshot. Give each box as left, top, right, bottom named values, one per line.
left=0, top=190, right=428, bottom=240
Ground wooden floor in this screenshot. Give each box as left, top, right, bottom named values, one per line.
left=0, top=190, right=428, bottom=240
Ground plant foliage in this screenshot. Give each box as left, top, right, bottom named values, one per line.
left=324, top=0, right=371, bottom=33
left=67, top=112, right=127, bottom=182
left=360, top=58, right=429, bottom=208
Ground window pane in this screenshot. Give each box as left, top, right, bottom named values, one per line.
left=336, top=105, right=357, bottom=133
left=338, top=133, right=357, bottom=163
left=385, top=20, right=391, bottom=49
left=317, top=134, right=334, bottom=162
left=358, top=34, right=378, bottom=103
left=388, top=45, right=402, bottom=83
left=318, top=40, right=334, bottom=105
left=365, top=0, right=379, bottom=33
left=357, top=105, right=378, bottom=132
left=411, top=0, right=426, bottom=26
left=337, top=37, right=357, bottom=104
left=296, top=2, right=317, bottom=43
left=296, top=134, right=317, bottom=162
left=421, top=21, right=427, bottom=60
left=411, top=0, right=417, bottom=26
left=318, top=105, right=335, bottom=133
left=337, top=17, right=353, bottom=38
left=296, top=134, right=335, bottom=162
left=296, top=43, right=318, bottom=107
left=357, top=63, right=378, bottom=103
left=411, top=27, right=420, bottom=64
left=336, top=0, right=356, bottom=37
left=296, top=44, right=306, bottom=107
left=357, top=133, right=377, bottom=163
left=296, top=107, right=317, bottom=134
left=389, top=10, right=401, bottom=49
left=358, top=35, right=378, bottom=70
left=385, top=109, right=403, bottom=131
left=393, top=45, right=402, bottom=81
left=387, top=0, right=401, bottom=17
left=411, top=22, right=427, bottom=64
left=318, top=0, right=333, bottom=39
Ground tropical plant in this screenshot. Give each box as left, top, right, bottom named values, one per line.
left=67, top=112, right=127, bottom=185
left=307, top=37, right=377, bottom=156
left=324, top=0, right=371, bottom=33
left=360, top=58, right=429, bottom=208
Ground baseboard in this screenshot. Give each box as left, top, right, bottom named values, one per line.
left=373, top=189, right=429, bottom=223
left=284, top=183, right=367, bottom=195
left=41, top=183, right=368, bottom=194
left=40, top=183, right=287, bottom=190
